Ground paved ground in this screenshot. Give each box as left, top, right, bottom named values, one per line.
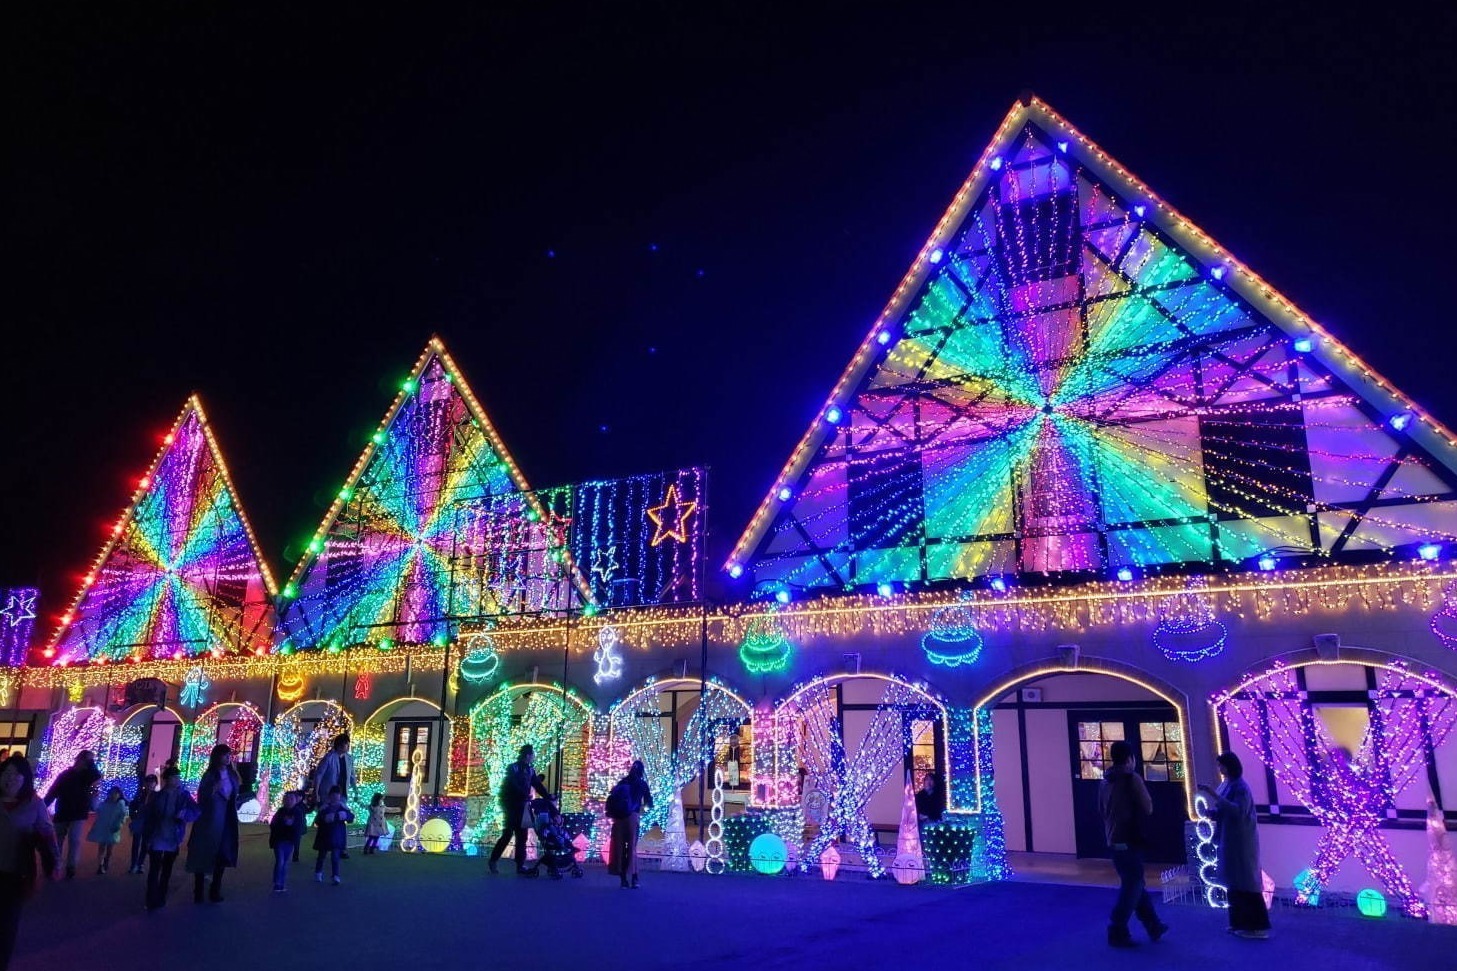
left=12, top=828, right=1451, bottom=971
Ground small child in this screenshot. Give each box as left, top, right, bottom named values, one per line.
left=269, top=791, right=309, bottom=892
left=87, top=786, right=127, bottom=874
left=313, top=786, right=354, bottom=885
left=127, top=775, right=158, bottom=874
left=364, top=792, right=386, bottom=855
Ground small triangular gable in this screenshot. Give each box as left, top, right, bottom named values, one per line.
left=279, top=338, right=589, bottom=651
left=48, top=398, right=277, bottom=664
left=729, top=98, right=1457, bottom=592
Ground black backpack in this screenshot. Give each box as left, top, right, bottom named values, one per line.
left=605, top=780, right=632, bottom=820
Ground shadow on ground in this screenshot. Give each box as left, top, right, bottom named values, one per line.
left=12, top=831, right=1449, bottom=971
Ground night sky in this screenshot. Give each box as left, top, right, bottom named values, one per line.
left=6, top=6, right=1456, bottom=615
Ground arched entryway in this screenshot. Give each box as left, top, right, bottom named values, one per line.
left=105, top=705, right=186, bottom=797
left=465, top=682, right=593, bottom=810
left=974, top=662, right=1194, bottom=867
left=607, top=677, right=753, bottom=832
left=1212, top=653, right=1457, bottom=917
left=357, top=697, right=450, bottom=810
left=183, top=702, right=265, bottom=792
left=271, top=700, right=355, bottom=811
left=778, top=673, right=948, bottom=877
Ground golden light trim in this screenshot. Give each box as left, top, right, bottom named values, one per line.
left=727, top=94, right=1457, bottom=570
left=280, top=336, right=595, bottom=613
left=44, top=395, right=280, bottom=659
left=971, top=664, right=1197, bottom=819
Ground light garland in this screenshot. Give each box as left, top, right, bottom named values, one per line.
left=728, top=97, right=1457, bottom=594
left=37, top=707, right=114, bottom=789
left=1218, top=660, right=1456, bottom=918
left=45, top=398, right=276, bottom=666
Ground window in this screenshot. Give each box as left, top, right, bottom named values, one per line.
left=0, top=719, right=33, bottom=760
left=391, top=722, right=433, bottom=783
left=1139, top=721, right=1185, bottom=782
left=1077, top=721, right=1125, bottom=780
left=910, top=718, right=937, bottom=789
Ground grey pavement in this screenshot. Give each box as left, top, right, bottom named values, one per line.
left=11, top=829, right=1451, bottom=971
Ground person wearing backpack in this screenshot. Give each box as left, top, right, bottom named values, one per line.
left=488, top=745, right=548, bottom=876
left=607, top=760, right=653, bottom=889
left=1098, top=740, right=1168, bottom=947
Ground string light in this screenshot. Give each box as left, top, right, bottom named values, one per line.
left=44, top=398, right=276, bottom=666
left=1217, top=660, right=1455, bottom=918
left=0, top=588, right=39, bottom=666
left=727, top=99, right=1457, bottom=594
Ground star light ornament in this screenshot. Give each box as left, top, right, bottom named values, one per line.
left=179, top=666, right=210, bottom=708
left=590, top=547, right=619, bottom=587
left=593, top=625, right=624, bottom=685
left=646, top=485, right=697, bottom=547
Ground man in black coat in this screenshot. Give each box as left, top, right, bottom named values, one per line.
left=487, top=745, right=549, bottom=875
left=44, top=750, right=101, bottom=878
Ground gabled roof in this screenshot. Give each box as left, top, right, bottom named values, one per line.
left=279, top=337, right=592, bottom=651
left=729, top=97, right=1457, bottom=593
left=47, top=396, right=278, bottom=664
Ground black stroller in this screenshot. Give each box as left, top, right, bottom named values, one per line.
left=529, top=797, right=583, bottom=879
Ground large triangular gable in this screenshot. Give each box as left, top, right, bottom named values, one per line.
left=729, top=97, right=1457, bottom=593
left=47, top=397, right=278, bottom=664
left=279, top=338, right=591, bottom=651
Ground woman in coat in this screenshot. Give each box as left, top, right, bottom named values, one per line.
left=185, top=744, right=241, bottom=904
left=0, top=754, right=61, bottom=968
left=608, top=760, right=654, bottom=890
left=1198, top=751, right=1270, bottom=939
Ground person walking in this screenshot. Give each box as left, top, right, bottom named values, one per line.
left=268, top=791, right=308, bottom=892
left=1199, top=752, right=1271, bottom=940
left=185, top=744, right=241, bottom=904
left=126, top=775, right=158, bottom=874
left=86, top=786, right=127, bottom=874
left=313, top=787, right=354, bottom=885
left=488, top=745, right=548, bottom=875
left=0, top=754, right=61, bottom=970
left=607, top=760, right=654, bottom=890
left=42, top=750, right=100, bottom=879
left=314, top=736, right=355, bottom=858
left=142, top=766, right=197, bottom=912
left=1099, top=740, right=1168, bottom=947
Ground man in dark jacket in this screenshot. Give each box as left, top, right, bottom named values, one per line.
left=487, top=745, right=549, bottom=875
left=1098, top=740, right=1168, bottom=947
left=44, top=750, right=102, bottom=878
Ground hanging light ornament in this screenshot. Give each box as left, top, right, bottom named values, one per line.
left=738, top=611, right=793, bottom=674
left=1153, top=580, right=1228, bottom=662
left=921, top=595, right=983, bottom=667
left=458, top=633, right=501, bottom=685
left=1430, top=582, right=1457, bottom=649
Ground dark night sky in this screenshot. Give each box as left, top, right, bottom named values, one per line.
left=5, top=5, right=1456, bottom=616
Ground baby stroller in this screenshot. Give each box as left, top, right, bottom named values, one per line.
left=530, top=797, right=583, bottom=880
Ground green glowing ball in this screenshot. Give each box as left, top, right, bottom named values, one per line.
left=749, top=833, right=788, bottom=875
left=1356, top=888, right=1387, bottom=918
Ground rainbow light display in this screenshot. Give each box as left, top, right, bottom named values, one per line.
left=1217, top=661, right=1457, bottom=918
left=731, top=99, right=1457, bottom=593
left=1, top=588, right=39, bottom=667
left=281, top=342, right=539, bottom=652
left=48, top=399, right=276, bottom=665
